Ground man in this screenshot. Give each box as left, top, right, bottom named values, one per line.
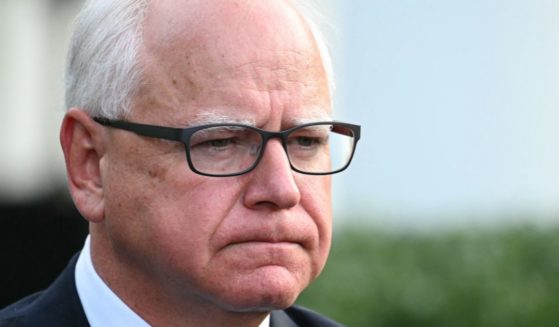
left=0, top=0, right=360, bottom=326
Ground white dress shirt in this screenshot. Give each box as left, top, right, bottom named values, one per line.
left=75, top=235, right=270, bottom=327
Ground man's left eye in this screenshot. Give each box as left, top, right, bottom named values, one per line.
left=296, top=137, right=317, bottom=147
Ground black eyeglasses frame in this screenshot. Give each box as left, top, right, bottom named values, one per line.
left=93, top=117, right=361, bottom=177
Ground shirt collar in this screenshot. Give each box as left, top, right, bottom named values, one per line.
left=75, top=235, right=151, bottom=327
left=75, top=235, right=270, bottom=327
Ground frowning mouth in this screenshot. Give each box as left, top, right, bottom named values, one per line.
left=216, top=238, right=308, bottom=268
left=216, top=226, right=311, bottom=253
left=219, top=238, right=305, bottom=254
left=227, top=240, right=302, bottom=248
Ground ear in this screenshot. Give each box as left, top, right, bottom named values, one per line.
left=60, top=108, right=106, bottom=223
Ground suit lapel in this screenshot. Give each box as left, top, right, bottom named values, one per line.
left=23, top=254, right=89, bottom=326
left=270, top=310, right=298, bottom=327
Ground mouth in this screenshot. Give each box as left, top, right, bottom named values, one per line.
left=221, top=240, right=304, bottom=269
left=215, top=222, right=313, bottom=253
left=214, top=231, right=312, bottom=270
left=227, top=240, right=302, bottom=249
left=220, top=236, right=306, bottom=257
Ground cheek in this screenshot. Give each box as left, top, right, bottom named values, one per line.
left=299, top=174, right=332, bottom=227
left=297, top=175, right=332, bottom=276
left=149, top=178, right=236, bottom=256
left=102, top=150, right=243, bottom=278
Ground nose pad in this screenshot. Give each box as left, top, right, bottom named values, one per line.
left=249, top=143, right=260, bottom=156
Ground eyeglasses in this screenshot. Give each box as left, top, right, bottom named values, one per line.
left=94, top=117, right=360, bottom=177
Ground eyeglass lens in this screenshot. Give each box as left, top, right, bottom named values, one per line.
left=188, top=123, right=356, bottom=175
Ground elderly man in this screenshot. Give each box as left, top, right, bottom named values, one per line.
left=0, top=0, right=360, bottom=326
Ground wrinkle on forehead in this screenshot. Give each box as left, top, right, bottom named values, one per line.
left=216, top=50, right=320, bottom=94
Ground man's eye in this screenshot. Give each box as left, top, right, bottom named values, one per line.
left=296, top=136, right=320, bottom=147
left=193, top=138, right=239, bottom=153
left=206, top=138, right=232, bottom=148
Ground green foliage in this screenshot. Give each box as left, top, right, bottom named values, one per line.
left=296, top=225, right=559, bottom=326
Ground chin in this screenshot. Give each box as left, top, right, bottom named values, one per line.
left=221, top=291, right=300, bottom=313
left=213, top=266, right=308, bottom=313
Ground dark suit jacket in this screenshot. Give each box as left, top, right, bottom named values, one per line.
left=0, top=255, right=342, bottom=326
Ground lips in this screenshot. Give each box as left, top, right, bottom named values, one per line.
left=228, top=235, right=302, bottom=245
left=222, top=233, right=306, bottom=251
left=214, top=217, right=315, bottom=252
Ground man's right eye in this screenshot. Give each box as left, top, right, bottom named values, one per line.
left=205, top=138, right=233, bottom=149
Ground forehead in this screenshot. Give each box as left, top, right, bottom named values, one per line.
left=136, top=0, right=330, bottom=124
left=144, top=0, right=313, bottom=60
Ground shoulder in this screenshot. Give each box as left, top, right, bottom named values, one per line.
left=0, top=292, right=43, bottom=326
left=0, top=254, right=88, bottom=327
left=272, top=305, right=344, bottom=327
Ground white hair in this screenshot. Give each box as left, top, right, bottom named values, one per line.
left=65, top=0, right=334, bottom=119
left=65, top=0, right=150, bottom=119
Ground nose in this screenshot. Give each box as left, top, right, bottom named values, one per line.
left=242, top=139, right=301, bottom=210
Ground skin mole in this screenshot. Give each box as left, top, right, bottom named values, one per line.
left=148, top=163, right=168, bottom=180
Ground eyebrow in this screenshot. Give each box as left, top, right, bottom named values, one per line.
left=183, top=108, right=332, bottom=128
left=186, top=112, right=256, bottom=127
left=290, top=116, right=333, bottom=126
left=289, top=110, right=333, bottom=126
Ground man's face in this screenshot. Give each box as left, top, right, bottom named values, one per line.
left=98, top=0, right=332, bottom=311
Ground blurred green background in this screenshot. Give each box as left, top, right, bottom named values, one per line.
left=297, top=222, right=559, bottom=326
